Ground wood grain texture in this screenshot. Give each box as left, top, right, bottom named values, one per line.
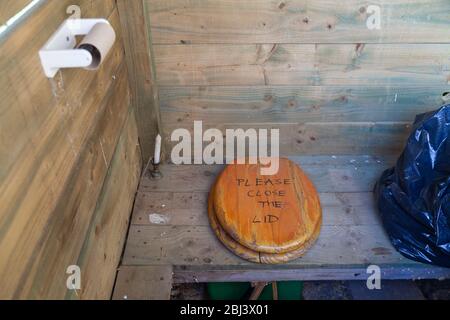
left=147, top=0, right=449, bottom=157
left=208, top=183, right=321, bottom=263
left=154, top=44, right=450, bottom=86
left=173, top=264, right=450, bottom=283
left=162, top=121, right=410, bottom=156
left=13, top=62, right=129, bottom=299
left=125, top=159, right=391, bottom=267
left=67, top=110, right=141, bottom=300
left=138, top=155, right=396, bottom=193
left=118, top=157, right=450, bottom=282
left=0, top=0, right=115, bottom=184
left=113, top=266, right=173, bottom=300
left=159, top=85, right=448, bottom=123
left=146, top=0, right=450, bottom=44
left=0, top=1, right=139, bottom=299
left=117, top=0, right=162, bottom=164
left=132, top=191, right=380, bottom=227
left=123, top=223, right=407, bottom=266
left=0, top=0, right=35, bottom=24
left=213, top=159, right=322, bottom=254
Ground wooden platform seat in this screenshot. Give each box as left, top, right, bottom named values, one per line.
left=209, top=159, right=322, bottom=263
left=114, top=155, right=450, bottom=300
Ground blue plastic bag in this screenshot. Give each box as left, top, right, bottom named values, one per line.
left=375, top=105, right=450, bottom=267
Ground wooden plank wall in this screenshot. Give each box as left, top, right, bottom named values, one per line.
left=145, top=0, right=450, bottom=156
left=0, top=1, right=142, bottom=299
left=117, top=0, right=162, bottom=164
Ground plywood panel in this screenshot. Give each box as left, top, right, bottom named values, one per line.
left=159, top=85, right=447, bottom=123
left=68, top=110, right=142, bottom=300
left=147, top=0, right=450, bottom=44
left=154, top=44, right=450, bottom=86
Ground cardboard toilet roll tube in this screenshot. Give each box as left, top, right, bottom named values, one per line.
left=78, top=22, right=116, bottom=70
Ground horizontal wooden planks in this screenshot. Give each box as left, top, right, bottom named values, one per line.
left=68, top=110, right=142, bottom=300
left=159, top=85, right=448, bottom=123
left=139, top=155, right=395, bottom=193
left=0, top=0, right=116, bottom=183
left=134, top=156, right=392, bottom=226
left=294, top=122, right=410, bottom=155
left=161, top=121, right=410, bottom=155
left=0, top=1, right=129, bottom=299
left=173, top=264, right=450, bottom=283
left=14, top=62, right=130, bottom=299
left=146, top=0, right=450, bottom=44
left=132, top=191, right=380, bottom=228
left=123, top=224, right=408, bottom=266
left=121, top=159, right=450, bottom=281
left=154, top=44, right=450, bottom=86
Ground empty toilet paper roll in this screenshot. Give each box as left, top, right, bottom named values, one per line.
left=78, top=22, right=116, bottom=70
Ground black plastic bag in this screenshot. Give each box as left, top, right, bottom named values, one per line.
left=375, top=105, right=450, bottom=268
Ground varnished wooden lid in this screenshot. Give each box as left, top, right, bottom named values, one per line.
left=213, top=158, right=322, bottom=254
left=208, top=182, right=321, bottom=264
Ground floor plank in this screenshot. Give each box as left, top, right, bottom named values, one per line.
left=113, top=266, right=173, bottom=300
left=123, top=224, right=406, bottom=266
left=132, top=192, right=381, bottom=227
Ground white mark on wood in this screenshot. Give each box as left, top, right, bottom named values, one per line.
left=149, top=213, right=170, bottom=225
left=99, top=140, right=108, bottom=168
left=394, top=93, right=398, bottom=102
left=66, top=133, right=77, bottom=158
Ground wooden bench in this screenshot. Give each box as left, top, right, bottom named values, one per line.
left=113, top=155, right=450, bottom=299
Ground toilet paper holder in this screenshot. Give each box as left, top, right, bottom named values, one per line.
left=39, top=19, right=115, bottom=78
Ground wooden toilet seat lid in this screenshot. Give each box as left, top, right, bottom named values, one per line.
left=208, top=183, right=321, bottom=264
left=213, top=158, right=322, bottom=254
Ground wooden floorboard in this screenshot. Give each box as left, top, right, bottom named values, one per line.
left=117, top=155, right=450, bottom=288
left=113, top=266, right=173, bottom=300
left=139, top=155, right=397, bottom=193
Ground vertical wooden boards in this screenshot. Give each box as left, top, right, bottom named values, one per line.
left=117, top=0, right=162, bottom=164
left=68, top=110, right=142, bottom=300
left=0, top=1, right=141, bottom=299
left=146, top=0, right=450, bottom=44
left=113, top=266, right=173, bottom=300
